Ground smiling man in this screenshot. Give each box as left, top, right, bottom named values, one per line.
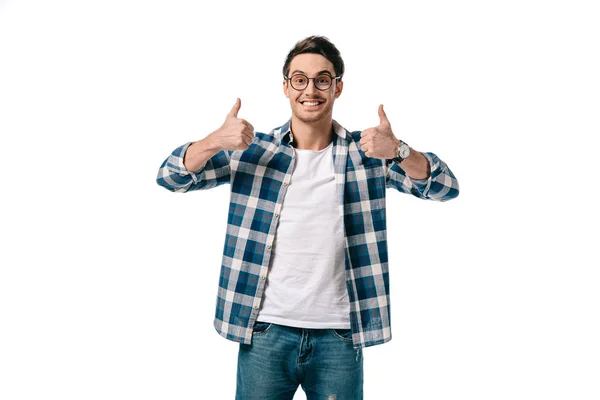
left=157, top=36, right=459, bottom=399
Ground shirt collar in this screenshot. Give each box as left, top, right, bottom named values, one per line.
left=274, top=119, right=348, bottom=146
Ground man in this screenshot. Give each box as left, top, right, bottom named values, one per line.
left=157, top=35, right=459, bottom=399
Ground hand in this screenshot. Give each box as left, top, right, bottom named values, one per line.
left=208, top=98, right=255, bottom=151
left=359, top=104, right=400, bottom=159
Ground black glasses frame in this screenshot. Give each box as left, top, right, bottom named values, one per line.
left=284, top=74, right=342, bottom=91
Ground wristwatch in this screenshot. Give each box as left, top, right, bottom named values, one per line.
left=390, top=141, right=411, bottom=164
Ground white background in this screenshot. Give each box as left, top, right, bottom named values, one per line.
left=1, top=0, right=599, bottom=399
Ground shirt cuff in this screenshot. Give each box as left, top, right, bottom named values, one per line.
left=408, top=152, right=437, bottom=195
left=166, top=142, right=200, bottom=184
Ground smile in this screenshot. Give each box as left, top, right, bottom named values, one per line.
left=300, top=100, right=324, bottom=107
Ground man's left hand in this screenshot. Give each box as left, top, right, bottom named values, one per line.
left=359, top=105, right=400, bottom=159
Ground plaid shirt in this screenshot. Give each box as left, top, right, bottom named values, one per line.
left=156, top=120, right=459, bottom=349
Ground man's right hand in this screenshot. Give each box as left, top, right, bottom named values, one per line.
left=183, top=99, right=254, bottom=172
left=208, top=98, right=255, bottom=151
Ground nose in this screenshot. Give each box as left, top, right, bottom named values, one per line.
left=304, top=79, right=318, bottom=95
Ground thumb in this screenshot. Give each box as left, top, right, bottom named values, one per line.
left=378, top=104, right=389, bottom=125
left=228, top=98, right=241, bottom=118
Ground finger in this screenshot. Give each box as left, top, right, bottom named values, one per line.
left=360, top=128, right=373, bottom=138
left=243, top=129, right=254, bottom=141
left=228, top=98, right=241, bottom=118
left=242, top=122, right=254, bottom=134
left=243, top=124, right=255, bottom=136
left=378, top=104, right=389, bottom=125
left=243, top=121, right=254, bottom=133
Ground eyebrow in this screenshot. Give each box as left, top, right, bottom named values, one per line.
left=290, top=69, right=335, bottom=76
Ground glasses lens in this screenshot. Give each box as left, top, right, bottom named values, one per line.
left=290, top=75, right=308, bottom=90
left=315, top=75, right=333, bottom=90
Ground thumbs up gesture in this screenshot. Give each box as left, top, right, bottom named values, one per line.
left=209, top=98, right=255, bottom=151
left=359, top=104, right=400, bottom=159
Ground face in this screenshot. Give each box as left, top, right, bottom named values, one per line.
left=283, top=53, right=343, bottom=124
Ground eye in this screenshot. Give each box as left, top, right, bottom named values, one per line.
left=292, top=75, right=306, bottom=85
left=317, top=75, right=331, bottom=85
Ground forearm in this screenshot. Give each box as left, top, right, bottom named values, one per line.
left=386, top=152, right=459, bottom=201
left=184, top=134, right=221, bottom=172
left=156, top=139, right=231, bottom=193
left=398, top=149, right=430, bottom=180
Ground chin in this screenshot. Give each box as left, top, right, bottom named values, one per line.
left=292, top=106, right=332, bottom=124
left=295, top=113, right=324, bottom=124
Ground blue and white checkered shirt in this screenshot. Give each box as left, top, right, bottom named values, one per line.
left=156, top=120, right=459, bottom=349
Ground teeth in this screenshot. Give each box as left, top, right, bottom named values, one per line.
left=303, top=102, right=320, bottom=106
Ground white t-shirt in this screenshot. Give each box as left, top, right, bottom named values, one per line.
left=257, top=141, right=351, bottom=329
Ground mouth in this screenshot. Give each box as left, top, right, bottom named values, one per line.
left=299, top=100, right=325, bottom=109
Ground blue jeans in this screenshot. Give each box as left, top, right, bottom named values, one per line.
left=236, top=322, right=363, bottom=400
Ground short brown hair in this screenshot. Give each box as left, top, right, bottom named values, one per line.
left=282, top=36, right=345, bottom=79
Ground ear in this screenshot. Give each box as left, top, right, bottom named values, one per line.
left=334, top=80, right=344, bottom=99
left=283, top=79, right=290, bottom=98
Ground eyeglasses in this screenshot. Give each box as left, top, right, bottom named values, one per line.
left=285, top=73, right=341, bottom=91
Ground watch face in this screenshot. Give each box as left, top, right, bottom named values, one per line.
left=399, top=144, right=410, bottom=159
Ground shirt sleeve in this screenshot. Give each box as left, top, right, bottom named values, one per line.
left=385, top=152, right=459, bottom=201
left=156, top=142, right=232, bottom=193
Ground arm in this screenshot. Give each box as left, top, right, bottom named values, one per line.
left=156, top=98, right=254, bottom=193
left=359, top=104, right=459, bottom=201
left=391, top=143, right=430, bottom=180
left=156, top=138, right=232, bottom=193
left=385, top=151, right=459, bottom=201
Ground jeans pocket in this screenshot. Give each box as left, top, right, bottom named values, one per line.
left=330, top=328, right=353, bottom=343
left=252, top=321, right=273, bottom=336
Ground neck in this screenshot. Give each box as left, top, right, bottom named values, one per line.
left=290, top=115, right=334, bottom=150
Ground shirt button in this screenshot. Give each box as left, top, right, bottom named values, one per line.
left=267, top=245, right=272, bottom=249
left=283, top=182, right=289, bottom=186
left=260, top=275, right=266, bottom=280
left=253, top=304, right=259, bottom=310
left=274, top=214, right=279, bottom=219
